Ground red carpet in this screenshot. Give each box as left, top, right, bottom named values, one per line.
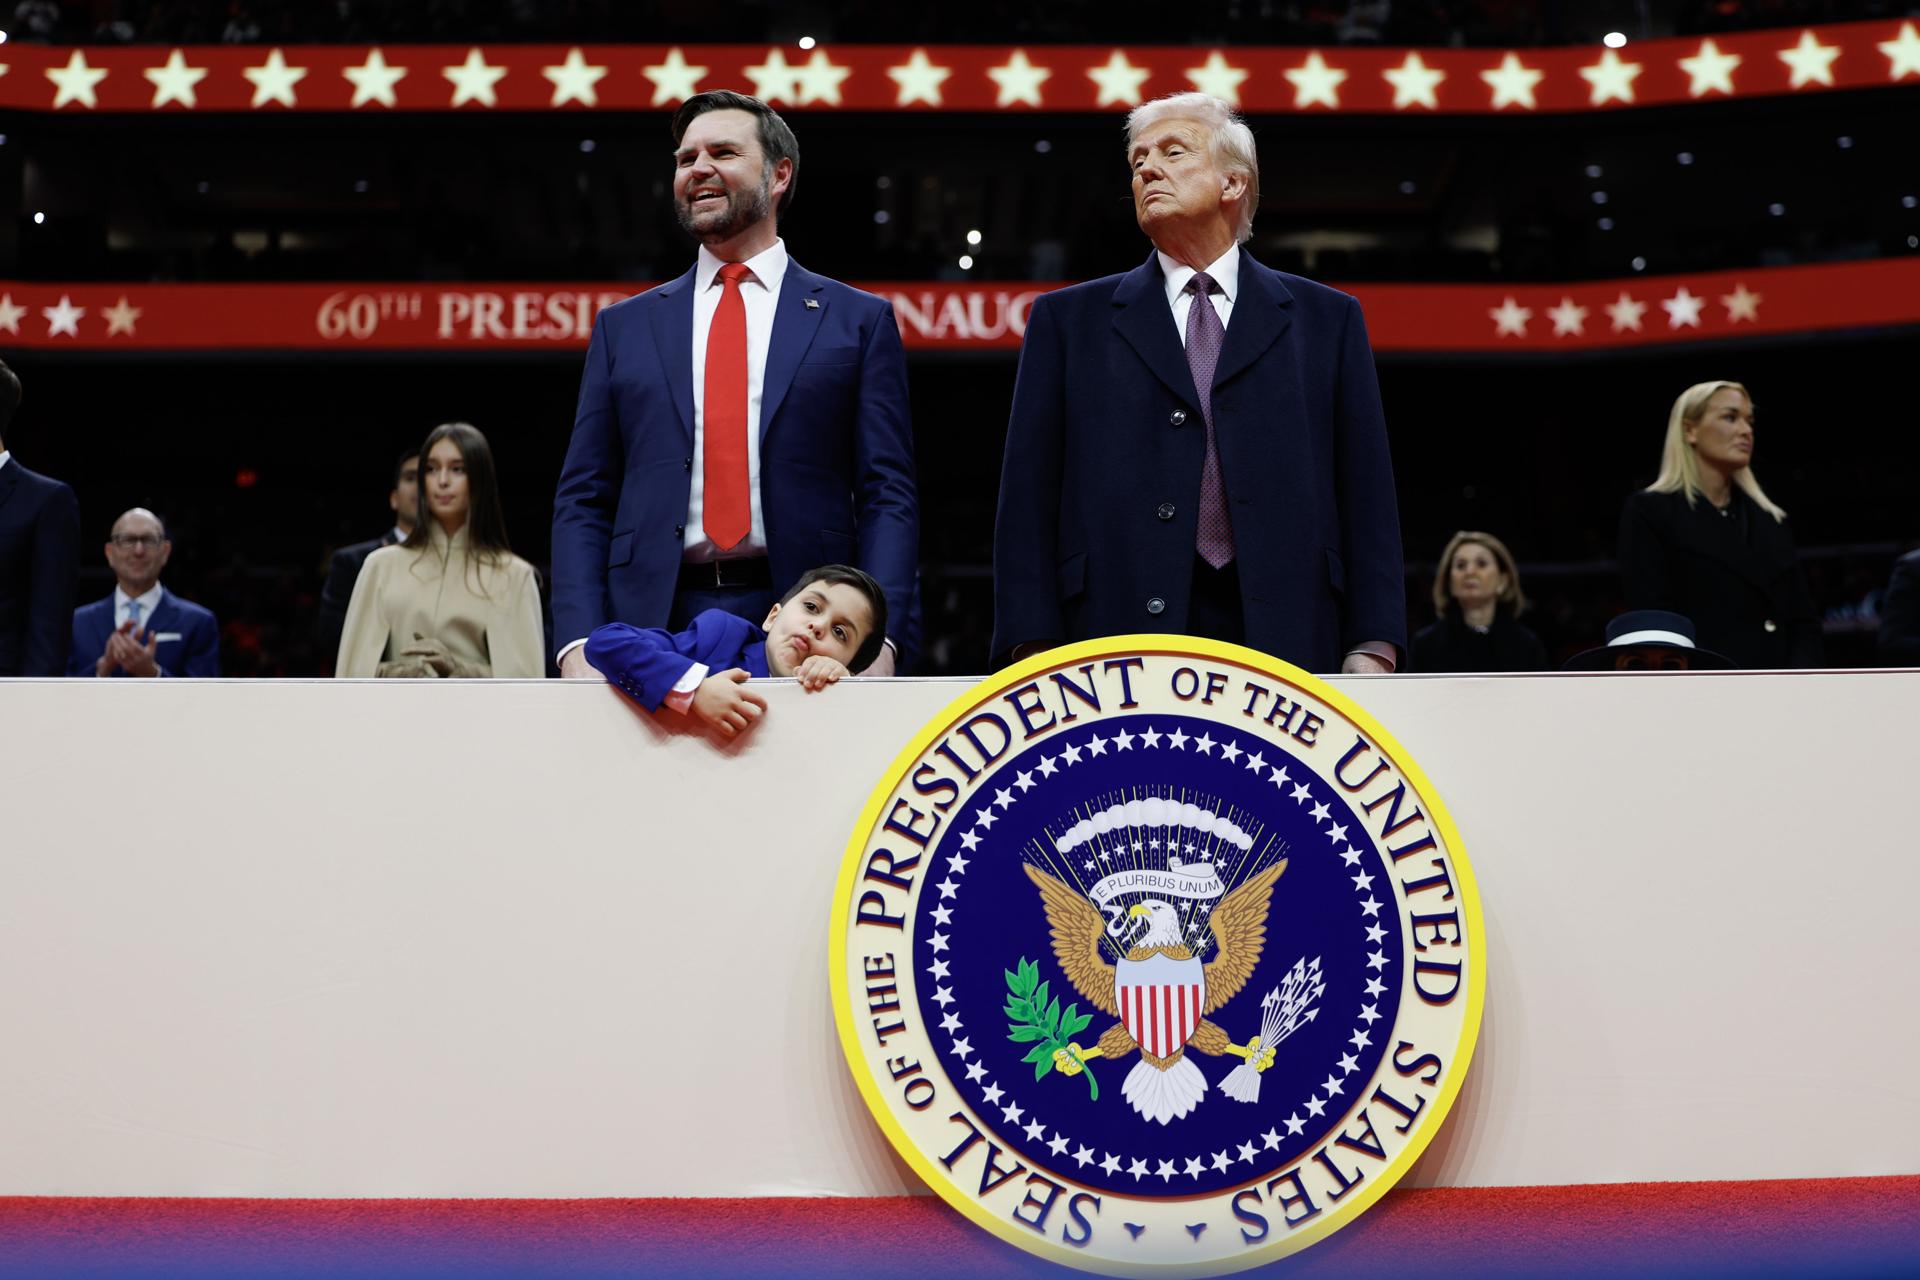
left=1, top=1178, right=1915, bottom=1278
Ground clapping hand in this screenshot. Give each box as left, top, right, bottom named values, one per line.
left=97, top=619, right=159, bottom=677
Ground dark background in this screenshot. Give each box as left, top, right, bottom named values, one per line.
left=2, top=1, right=1916, bottom=674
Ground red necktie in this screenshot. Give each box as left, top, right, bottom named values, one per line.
left=703, top=261, right=753, bottom=551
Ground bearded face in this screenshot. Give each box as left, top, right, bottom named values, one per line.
left=672, top=107, right=782, bottom=246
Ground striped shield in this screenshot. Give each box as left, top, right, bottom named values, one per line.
left=1114, top=953, right=1207, bottom=1059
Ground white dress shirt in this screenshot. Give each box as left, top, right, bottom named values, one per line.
left=0, top=450, right=11, bottom=475
left=685, top=237, right=788, bottom=561
left=115, top=583, right=165, bottom=632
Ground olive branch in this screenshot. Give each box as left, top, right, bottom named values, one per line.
left=1004, top=957, right=1098, bottom=1101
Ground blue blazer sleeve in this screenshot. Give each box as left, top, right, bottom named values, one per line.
left=585, top=609, right=758, bottom=712
left=552, top=309, right=625, bottom=652
left=67, top=598, right=108, bottom=676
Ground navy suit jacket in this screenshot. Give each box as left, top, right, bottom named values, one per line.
left=0, top=459, right=82, bottom=676
left=991, top=251, right=1406, bottom=673
left=552, top=259, right=919, bottom=667
left=584, top=608, right=769, bottom=712
left=68, top=588, right=221, bottom=677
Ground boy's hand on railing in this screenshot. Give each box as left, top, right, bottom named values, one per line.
left=693, top=668, right=767, bottom=736
left=794, top=655, right=851, bottom=692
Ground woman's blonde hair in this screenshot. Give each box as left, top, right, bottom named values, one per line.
left=1646, top=380, right=1786, bottom=521
left=1431, top=530, right=1527, bottom=618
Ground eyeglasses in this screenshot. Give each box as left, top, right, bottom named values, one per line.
left=111, top=534, right=164, bottom=550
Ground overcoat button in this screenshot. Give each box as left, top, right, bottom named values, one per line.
left=1169, top=410, right=1188, bottom=426
left=1763, top=620, right=1778, bottom=633
left=673, top=524, right=685, bottom=537
left=1157, top=502, right=1176, bottom=520
left=684, top=457, right=693, bottom=471
left=1147, top=597, right=1166, bottom=615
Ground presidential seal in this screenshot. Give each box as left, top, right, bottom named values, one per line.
left=830, top=638, right=1483, bottom=1274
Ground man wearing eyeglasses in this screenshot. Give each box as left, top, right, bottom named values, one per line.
left=68, top=508, right=220, bottom=678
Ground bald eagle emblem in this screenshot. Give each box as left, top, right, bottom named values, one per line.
left=1024, top=859, right=1292, bottom=1124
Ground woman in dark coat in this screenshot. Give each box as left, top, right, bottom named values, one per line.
left=1410, top=530, right=1547, bottom=673
left=1617, top=381, right=1820, bottom=669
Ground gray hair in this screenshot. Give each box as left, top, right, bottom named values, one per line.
left=1124, top=92, right=1260, bottom=243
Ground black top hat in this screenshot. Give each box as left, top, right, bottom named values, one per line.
left=1562, top=609, right=1734, bottom=670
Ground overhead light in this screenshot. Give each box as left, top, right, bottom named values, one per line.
left=1398, top=180, right=1416, bottom=195
left=579, top=139, right=596, bottom=153
left=1903, top=195, right=1918, bottom=208
left=1836, top=136, right=1854, bottom=149
left=798, top=35, right=816, bottom=50
left=1603, top=32, right=1627, bottom=48
left=958, top=254, right=975, bottom=270
left=32, top=211, right=44, bottom=224
left=1592, top=191, right=1609, bottom=205
left=1768, top=203, right=1785, bottom=217
left=1631, top=256, right=1646, bottom=271
left=966, top=229, right=982, bottom=246
left=873, top=210, right=890, bottom=225
left=1585, top=164, right=1603, bottom=178
left=1034, top=139, right=1052, bottom=154
left=1676, top=151, right=1695, bottom=166
left=0, top=30, right=9, bottom=44
left=1597, top=217, right=1615, bottom=230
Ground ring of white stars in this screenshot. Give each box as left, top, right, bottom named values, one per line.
left=924, top=720, right=1394, bottom=1190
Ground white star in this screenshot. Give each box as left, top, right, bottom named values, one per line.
left=1087, top=50, right=1151, bottom=107
left=1083, top=860, right=1094, bottom=871
left=1139, top=726, right=1162, bottom=748
left=1360, top=1002, right=1381, bottom=1024
left=1360, top=894, right=1381, bottom=915
left=1128, top=1157, right=1149, bottom=1180
left=1548, top=296, right=1589, bottom=336
left=937, top=877, right=959, bottom=900
left=1323, top=1073, right=1345, bottom=1096
left=1193, top=733, right=1215, bottom=755
left=1721, top=282, right=1761, bottom=323
left=1309, top=801, right=1330, bottom=823
left=1269, top=765, right=1291, bottom=788
left=1014, top=770, right=1035, bottom=792
left=965, top=1060, right=986, bottom=1082
left=1024, top=1117, right=1046, bottom=1142
left=947, top=848, right=969, bottom=874
left=1880, top=22, right=1920, bottom=81
left=940, top=1011, right=962, bottom=1032
left=243, top=48, right=307, bottom=108
left=1339, top=1051, right=1361, bottom=1074
left=0, top=294, right=26, bottom=335
left=1382, top=51, right=1445, bottom=110
left=1364, top=975, right=1386, bottom=997
left=1351, top=1028, right=1373, bottom=1050
left=1290, top=782, right=1311, bottom=802
left=542, top=48, right=608, bottom=108
left=1236, top=1140, right=1257, bottom=1163
left=1185, top=51, right=1249, bottom=104
left=343, top=48, right=408, bottom=108
left=952, top=1036, right=973, bottom=1059
left=1113, top=728, right=1135, bottom=751
left=1678, top=38, right=1741, bottom=98
left=1367, top=949, right=1388, bottom=971
left=1662, top=286, right=1705, bottom=329
left=1305, top=1095, right=1327, bottom=1117
left=927, top=957, right=950, bottom=980
left=1244, top=751, right=1265, bottom=772
left=1606, top=291, right=1648, bottom=332
left=1101, top=1152, right=1122, bottom=1175
left=1489, top=295, right=1532, bottom=337
left=1037, top=755, right=1059, bottom=778
left=988, top=50, right=1051, bottom=107
left=1326, top=822, right=1348, bottom=843
left=1210, top=1150, right=1233, bottom=1173
left=45, top=51, right=109, bottom=109
left=1578, top=48, right=1642, bottom=105
left=1263, top=1126, right=1284, bottom=1148
left=443, top=48, right=508, bottom=108
left=641, top=48, right=707, bottom=106
left=1220, top=741, right=1241, bottom=763
left=993, top=788, right=1015, bottom=810
left=102, top=296, right=141, bottom=336
left=1778, top=30, right=1841, bottom=89
left=1479, top=52, right=1543, bottom=109
left=1283, top=51, right=1347, bottom=109
left=1072, top=1143, right=1094, bottom=1167
left=981, top=1082, right=1003, bottom=1104
left=1167, top=728, right=1189, bottom=750
left=1365, top=922, right=1387, bottom=944
left=887, top=48, right=952, bottom=107
left=958, top=830, right=981, bottom=853
left=1085, top=735, right=1108, bottom=757
left=932, top=985, right=955, bottom=1007
left=794, top=49, right=853, bottom=106
left=42, top=295, right=85, bottom=338
left=1099, top=850, right=1112, bottom=863
left=974, top=808, right=997, bottom=830
left=144, top=49, right=208, bottom=109
left=1183, top=1155, right=1205, bottom=1178
left=928, top=931, right=949, bottom=953
left=1352, top=869, right=1374, bottom=890
left=1342, top=846, right=1364, bottom=868
left=1047, top=1132, right=1070, bottom=1157
left=1283, top=1113, right=1305, bottom=1135
left=743, top=48, right=803, bottom=105
left=1060, top=743, right=1082, bottom=765
left=1155, top=1158, right=1177, bottom=1182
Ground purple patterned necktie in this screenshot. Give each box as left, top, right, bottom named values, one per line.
left=1185, top=271, right=1235, bottom=569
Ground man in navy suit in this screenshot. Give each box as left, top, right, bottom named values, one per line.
left=0, top=359, right=82, bottom=676
left=68, top=508, right=220, bottom=678
left=991, top=93, right=1405, bottom=674
left=552, top=89, right=917, bottom=680
left=315, top=447, right=418, bottom=670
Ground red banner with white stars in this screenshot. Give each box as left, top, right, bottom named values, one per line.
left=0, top=23, right=1917, bottom=114
left=2, top=259, right=1916, bottom=353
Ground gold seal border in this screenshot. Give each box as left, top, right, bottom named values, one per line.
left=828, top=635, right=1487, bottom=1276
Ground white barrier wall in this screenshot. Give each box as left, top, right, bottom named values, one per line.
left=0, top=670, right=1915, bottom=1196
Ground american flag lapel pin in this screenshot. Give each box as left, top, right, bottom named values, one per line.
left=804, top=298, right=820, bottom=309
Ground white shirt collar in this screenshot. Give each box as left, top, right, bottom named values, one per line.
left=1158, top=244, right=1241, bottom=309
left=0, top=450, right=11, bottom=475
left=115, top=582, right=165, bottom=617
left=696, top=237, right=789, bottom=295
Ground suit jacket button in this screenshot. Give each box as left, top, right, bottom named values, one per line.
left=684, top=457, right=692, bottom=471
left=673, top=524, right=685, bottom=537
left=1156, top=502, right=1176, bottom=520
left=1764, top=620, right=1778, bottom=632
left=1169, top=410, right=1188, bottom=427
left=1147, top=597, right=1166, bottom=615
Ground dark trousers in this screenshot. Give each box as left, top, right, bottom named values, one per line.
left=669, top=584, right=776, bottom=634
left=1187, top=556, right=1245, bottom=645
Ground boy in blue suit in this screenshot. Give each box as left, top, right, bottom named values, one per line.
left=586, top=564, right=886, bottom=738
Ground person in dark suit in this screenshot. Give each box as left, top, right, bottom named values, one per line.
left=0, top=358, right=81, bottom=676
left=1618, top=381, right=1819, bottom=669
left=991, top=92, right=1404, bottom=673
left=315, top=448, right=418, bottom=672
left=1410, top=531, right=1547, bottom=673
left=1877, top=548, right=1920, bottom=666
left=552, top=89, right=917, bottom=681
left=68, top=508, right=220, bottom=678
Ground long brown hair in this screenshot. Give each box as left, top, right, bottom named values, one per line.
left=1430, top=530, right=1527, bottom=619
left=403, top=421, right=514, bottom=560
